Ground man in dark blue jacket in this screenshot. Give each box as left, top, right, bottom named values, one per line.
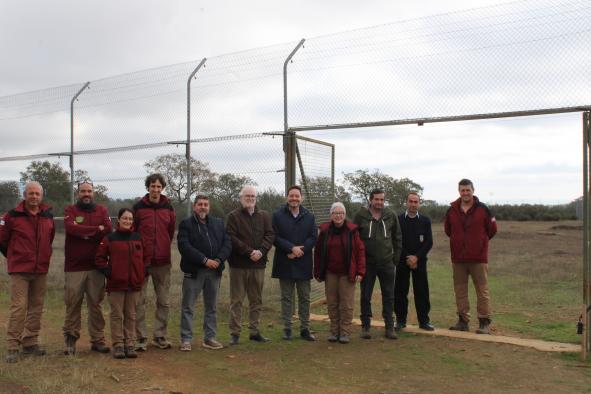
left=271, top=185, right=318, bottom=341
left=177, top=195, right=231, bottom=351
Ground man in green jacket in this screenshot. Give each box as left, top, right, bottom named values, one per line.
left=354, top=188, right=402, bottom=340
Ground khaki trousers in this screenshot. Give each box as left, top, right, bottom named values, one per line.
left=136, top=265, right=171, bottom=339
left=109, top=291, right=140, bottom=348
left=6, top=273, right=47, bottom=350
left=62, top=270, right=106, bottom=344
left=229, top=267, right=265, bottom=336
left=325, top=273, right=355, bottom=337
left=452, top=262, right=491, bottom=321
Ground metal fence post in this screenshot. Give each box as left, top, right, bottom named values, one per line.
left=70, top=82, right=90, bottom=204
left=583, top=111, right=591, bottom=360
left=186, top=58, right=207, bottom=217
left=283, top=39, right=305, bottom=194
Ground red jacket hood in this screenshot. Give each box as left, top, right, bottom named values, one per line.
left=14, top=201, right=51, bottom=214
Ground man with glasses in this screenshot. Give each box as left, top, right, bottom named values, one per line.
left=226, top=185, right=275, bottom=345
left=63, top=180, right=112, bottom=355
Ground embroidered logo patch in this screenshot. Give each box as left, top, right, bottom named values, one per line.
left=75, top=216, right=85, bottom=224
left=0, top=219, right=4, bottom=226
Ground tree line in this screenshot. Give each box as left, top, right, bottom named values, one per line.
left=0, top=156, right=578, bottom=222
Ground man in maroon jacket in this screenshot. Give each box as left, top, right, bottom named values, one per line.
left=62, top=180, right=112, bottom=355
left=133, top=173, right=176, bottom=350
left=0, top=182, right=55, bottom=363
left=444, top=178, right=497, bottom=334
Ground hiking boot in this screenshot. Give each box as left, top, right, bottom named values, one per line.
left=327, top=334, right=339, bottom=343
left=152, top=337, right=172, bottom=349
left=202, top=338, right=224, bottom=350
left=64, top=334, right=77, bottom=356
left=360, top=326, right=371, bottom=339
left=449, top=317, right=469, bottom=332
left=113, top=346, right=125, bottom=359
left=135, top=337, right=148, bottom=352
left=180, top=341, right=192, bottom=351
left=5, top=350, right=18, bottom=364
left=124, top=346, right=138, bottom=358
left=385, top=327, right=398, bottom=340
left=282, top=328, right=292, bottom=340
left=338, top=335, right=350, bottom=344
left=22, top=345, right=46, bottom=357
left=300, top=329, right=316, bottom=342
left=476, top=318, right=491, bottom=335
left=90, top=342, right=110, bottom=354
left=230, top=334, right=240, bottom=346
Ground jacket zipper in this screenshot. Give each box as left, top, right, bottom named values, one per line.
left=152, top=208, right=157, bottom=260
left=128, top=240, right=133, bottom=289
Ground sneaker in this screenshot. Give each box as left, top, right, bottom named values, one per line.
left=230, top=334, right=240, bottom=346
left=360, top=326, right=371, bottom=339
left=90, top=343, right=110, bottom=353
left=249, top=333, right=270, bottom=343
left=124, top=346, right=138, bottom=358
left=338, top=335, right=350, bottom=344
left=300, top=329, right=316, bottom=342
left=135, top=337, right=148, bottom=352
left=327, top=334, right=339, bottom=343
left=282, top=329, right=292, bottom=340
left=202, top=338, right=224, bottom=350
left=113, top=346, right=125, bottom=359
left=152, top=337, right=172, bottom=349
left=385, top=328, right=398, bottom=340
left=64, top=334, right=77, bottom=356
left=180, top=341, right=192, bottom=351
left=5, top=349, right=18, bottom=364
left=22, top=345, right=46, bottom=357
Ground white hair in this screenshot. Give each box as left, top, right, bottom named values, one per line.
left=24, top=181, right=43, bottom=195
left=239, top=185, right=257, bottom=197
left=329, top=202, right=346, bottom=214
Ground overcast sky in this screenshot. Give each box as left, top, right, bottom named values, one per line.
left=0, top=0, right=589, bottom=204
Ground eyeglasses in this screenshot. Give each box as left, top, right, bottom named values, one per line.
left=331, top=212, right=345, bottom=216
left=242, top=194, right=256, bottom=198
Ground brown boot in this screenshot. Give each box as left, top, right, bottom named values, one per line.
left=476, top=318, right=491, bottom=334
left=449, top=317, right=469, bottom=331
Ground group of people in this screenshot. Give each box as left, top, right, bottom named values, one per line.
left=0, top=174, right=497, bottom=363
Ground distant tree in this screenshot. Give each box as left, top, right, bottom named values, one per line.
left=144, top=154, right=216, bottom=204
left=0, top=181, right=20, bottom=213
left=74, top=169, right=109, bottom=204
left=209, top=173, right=256, bottom=214
left=255, top=188, right=284, bottom=214
left=20, top=160, right=70, bottom=204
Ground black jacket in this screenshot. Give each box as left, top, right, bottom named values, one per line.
left=177, top=214, right=232, bottom=276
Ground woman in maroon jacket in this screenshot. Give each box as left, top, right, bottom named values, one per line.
left=314, top=202, right=365, bottom=344
left=96, top=208, right=149, bottom=359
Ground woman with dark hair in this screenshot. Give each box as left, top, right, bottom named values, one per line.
left=96, top=208, right=149, bottom=359
left=314, top=202, right=365, bottom=344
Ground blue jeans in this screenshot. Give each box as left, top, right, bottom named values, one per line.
left=180, top=270, right=221, bottom=342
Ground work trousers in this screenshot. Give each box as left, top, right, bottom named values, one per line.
left=62, top=270, right=107, bottom=344
left=109, top=291, right=140, bottom=348
left=229, top=267, right=265, bottom=336
left=279, top=279, right=311, bottom=331
left=180, top=270, right=221, bottom=342
left=325, top=273, right=355, bottom=337
left=452, top=262, right=491, bottom=321
left=394, top=259, right=431, bottom=325
left=136, top=264, right=171, bottom=339
left=360, top=264, right=396, bottom=328
left=6, top=273, right=47, bottom=350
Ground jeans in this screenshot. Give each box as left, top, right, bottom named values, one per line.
left=180, top=269, right=221, bottom=342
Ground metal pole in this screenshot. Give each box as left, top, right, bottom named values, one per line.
left=70, top=82, right=90, bottom=205
left=283, top=39, right=305, bottom=194
left=186, top=58, right=207, bottom=217
left=584, top=111, right=591, bottom=360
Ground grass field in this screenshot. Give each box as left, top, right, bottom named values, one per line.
left=0, top=220, right=589, bottom=393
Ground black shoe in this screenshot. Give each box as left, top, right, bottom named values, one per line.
left=91, top=343, right=110, bottom=353
left=360, top=326, right=371, bottom=339
left=22, top=345, right=46, bottom=357
left=282, top=329, right=292, bottom=340
left=230, top=334, right=240, bottom=346
left=249, top=333, right=270, bottom=343
left=385, top=328, right=398, bottom=340
left=419, top=323, right=435, bottom=331
left=395, top=321, right=407, bottom=331
left=300, top=329, right=316, bottom=342
left=64, top=334, right=77, bottom=356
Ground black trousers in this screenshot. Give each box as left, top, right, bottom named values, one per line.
left=394, top=259, right=431, bottom=325
left=360, top=264, right=396, bottom=328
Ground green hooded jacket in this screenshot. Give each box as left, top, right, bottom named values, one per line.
left=353, top=207, right=402, bottom=267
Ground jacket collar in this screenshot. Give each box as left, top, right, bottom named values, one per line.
left=14, top=200, right=51, bottom=215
